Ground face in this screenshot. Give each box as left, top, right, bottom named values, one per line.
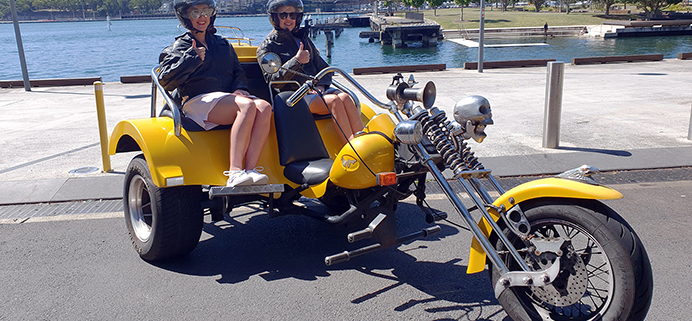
left=188, top=4, right=213, bottom=32
left=276, top=6, right=297, bottom=31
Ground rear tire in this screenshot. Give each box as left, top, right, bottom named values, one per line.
left=490, top=198, right=653, bottom=321
left=123, top=155, right=204, bottom=261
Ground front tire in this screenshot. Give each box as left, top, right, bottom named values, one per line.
left=123, top=155, right=204, bottom=261
left=491, top=198, right=653, bottom=321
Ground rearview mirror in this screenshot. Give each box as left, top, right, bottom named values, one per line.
left=258, top=52, right=281, bottom=74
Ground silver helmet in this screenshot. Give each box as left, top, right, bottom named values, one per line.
left=174, top=0, right=217, bottom=32
left=266, top=0, right=304, bottom=31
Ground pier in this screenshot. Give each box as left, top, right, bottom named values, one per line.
left=601, top=20, right=692, bottom=38
left=359, top=14, right=443, bottom=48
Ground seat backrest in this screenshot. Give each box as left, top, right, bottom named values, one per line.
left=241, top=62, right=272, bottom=103
left=273, top=91, right=330, bottom=166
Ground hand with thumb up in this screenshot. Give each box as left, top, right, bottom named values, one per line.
left=192, top=39, right=206, bottom=61
left=295, top=42, right=310, bottom=64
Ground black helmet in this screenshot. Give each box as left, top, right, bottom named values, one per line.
left=266, top=0, right=304, bottom=31
left=175, top=0, right=217, bottom=32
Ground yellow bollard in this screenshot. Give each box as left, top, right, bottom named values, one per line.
left=94, top=81, right=112, bottom=172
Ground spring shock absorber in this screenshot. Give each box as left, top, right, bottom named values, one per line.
left=418, top=108, right=466, bottom=175
left=442, top=115, right=485, bottom=171
left=454, top=136, right=484, bottom=171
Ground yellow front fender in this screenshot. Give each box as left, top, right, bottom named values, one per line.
left=466, top=177, right=623, bottom=274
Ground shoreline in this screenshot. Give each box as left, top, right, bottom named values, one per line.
left=0, top=11, right=361, bottom=24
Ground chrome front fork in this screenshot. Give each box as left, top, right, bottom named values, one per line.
left=412, top=143, right=560, bottom=297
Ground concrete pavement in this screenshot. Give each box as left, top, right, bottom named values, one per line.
left=1, top=59, right=691, bottom=205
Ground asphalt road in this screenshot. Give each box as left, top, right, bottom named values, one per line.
left=1, top=177, right=691, bottom=320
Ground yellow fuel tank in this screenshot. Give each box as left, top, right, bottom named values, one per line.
left=329, top=132, right=395, bottom=189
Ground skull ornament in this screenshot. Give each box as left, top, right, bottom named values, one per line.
left=453, top=95, right=494, bottom=143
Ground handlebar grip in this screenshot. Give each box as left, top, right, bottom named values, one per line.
left=325, top=251, right=350, bottom=266
left=287, top=83, right=311, bottom=107
left=348, top=229, right=372, bottom=243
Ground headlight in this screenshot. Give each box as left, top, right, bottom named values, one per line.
left=394, top=120, right=423, bottom=145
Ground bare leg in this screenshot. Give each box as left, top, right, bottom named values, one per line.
left=243, top=98, right=272, bottom=170
left=312, top=94, right=352, bottom=144
left=338, top=92, right=364, bottom=139
left=207, top=95, right=256, bottom=171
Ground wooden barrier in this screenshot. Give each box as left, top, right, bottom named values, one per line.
left=120, top=75, right=151, bottom=83
left=572, top=54, right=664, bottom=65
left=0, top=77, right=102, bottom=88
left=678, top=52, right=692, bottom=60
left=353, top=64, right=446, bottom=75
left=463, top=59, right=555, bottom=70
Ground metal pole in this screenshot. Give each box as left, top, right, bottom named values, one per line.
left=10, top=0, right=31, bottom=91
left=94, top=82, right=112, bottom=172
left=478, top=0, right=485, bottom=73
left=543, top=61, right=564, bottom=148
left=688, top=102, right=692, bottom=140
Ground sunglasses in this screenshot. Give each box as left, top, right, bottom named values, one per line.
left=188, top=7, right=215, bottom=19
left=278, top=12, right=298, bottom=20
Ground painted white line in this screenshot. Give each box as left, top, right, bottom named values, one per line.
left=0, top=211, right=123, bottom=224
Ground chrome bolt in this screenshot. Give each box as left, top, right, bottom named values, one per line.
left=541, top=274, right=550, bottom=283
left=500, top=278, right=510, bottom=287
left=523, top=276, right=533, bottom=285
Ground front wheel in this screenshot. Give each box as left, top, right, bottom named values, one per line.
left=491, top=198, right=653, bottom=321
left=123, top=155, right=204, bottom=261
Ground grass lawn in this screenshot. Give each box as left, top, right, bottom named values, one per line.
left=396, top=8, right=642, bottom=29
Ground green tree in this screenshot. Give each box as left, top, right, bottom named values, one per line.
left=593, top=0, right=617, bottom=15
left=427, top=0, right=443, bottom=15
left=129, top=0, right=161, bottom=12
left=533, top=0, right=546, bottom=11
left=382, top=0, right=400, bottom=15
left=636, top=0, right=682, bottom=18
left=453, top=0, right=471, bottom=20
left=410, top=0, right=425, bottom=11
left=1, top=0, right=35, bottom=19
left=498, top=0, right=515, bottom=11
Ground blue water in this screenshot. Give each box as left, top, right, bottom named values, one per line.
left=2, top=16, right=692, bottom=82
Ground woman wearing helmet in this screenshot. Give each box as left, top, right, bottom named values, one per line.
left=257, top=0, right=363, bottom=144
left=159, top=0, right=272, bottom=187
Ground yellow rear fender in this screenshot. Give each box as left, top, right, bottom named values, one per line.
left=109, top=101, right=379, bottom=194
left=109, top=116, right=286, bottom=188
left=466, top=177, right=623, bottom=274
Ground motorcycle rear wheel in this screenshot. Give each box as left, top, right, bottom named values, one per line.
left=490, top=198, right=653, bottom=321
left=124, top=155, right=204, bottom=261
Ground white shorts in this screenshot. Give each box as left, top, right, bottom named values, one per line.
left=182, top=92, right=233, bottom=130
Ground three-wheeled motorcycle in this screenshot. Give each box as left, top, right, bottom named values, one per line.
left=108, top=33, right=652, bottom=320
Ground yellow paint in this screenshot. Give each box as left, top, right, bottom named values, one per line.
left=328, top=133, right=394, bottom=189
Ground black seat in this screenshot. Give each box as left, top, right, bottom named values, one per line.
left=273, top=91, right=333, bottom=186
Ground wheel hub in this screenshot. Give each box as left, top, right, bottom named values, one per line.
left=531, top=245, right=588, bottom=307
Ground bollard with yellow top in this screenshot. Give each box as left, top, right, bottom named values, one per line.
left=94, top=81, right=112, bottom=172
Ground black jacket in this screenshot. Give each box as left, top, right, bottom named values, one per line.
left=256, top=27, right=332, bottom=91
left=158, top=32, right=249, bottom=101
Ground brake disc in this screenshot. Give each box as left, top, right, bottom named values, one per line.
left=531, top=247, right=588, bottom=307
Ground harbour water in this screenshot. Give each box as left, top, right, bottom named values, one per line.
left=2, top=16, right=692, bottom=82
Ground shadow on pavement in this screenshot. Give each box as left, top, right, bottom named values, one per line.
left=557, top=146, right=632, bottom=156
left=152, top=202, right=501, bottom=315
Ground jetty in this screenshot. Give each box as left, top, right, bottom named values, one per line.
left=601, top=20, right=692, bottom=37
left=359, top=13, right=443, bottom=48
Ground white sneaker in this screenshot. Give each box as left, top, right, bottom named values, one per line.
left=223, top=170, right=253, bottom=187
left=246, top=167, right=269, bottom=185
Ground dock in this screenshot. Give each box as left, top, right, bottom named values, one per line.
left=359, top=13, right=443, bottom=48
left=601, top=20, right=692, bottom=38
